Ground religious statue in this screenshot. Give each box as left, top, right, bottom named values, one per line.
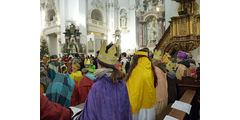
left=148, top=0, right=154, bottom=11
left=148, top=27, right=156, bottom=41
left=68, top=35, right=78, bottom=53
left=120, top=10, right=127, bottom=28
left=88, top=38, right=94, bottom=52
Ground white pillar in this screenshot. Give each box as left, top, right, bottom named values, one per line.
left=128, top=0, right=137, bottom=52
left=59, top=0, right=66, bottom=44
left=78, top=0, right=87, bottom=48
left=57, top=33, right=62, bottom=56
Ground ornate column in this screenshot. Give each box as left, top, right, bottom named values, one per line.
left=157, top=18, right=164, bottom=42
left=142, top=22, right=146, bottom=47
left=139, top=22, right=144, bottom=47
left=57, top=33, right=62, bottom=56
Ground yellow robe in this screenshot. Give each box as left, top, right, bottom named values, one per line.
left=70, top=71, right=83, bottom=86
left=127, top=57, right=156, bottom=114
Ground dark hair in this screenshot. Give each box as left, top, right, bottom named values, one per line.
left=125, top=49, right=158, bottom=87
left=122, top=52, right=127, bottom=57
left=97, top=44, right=125, bottom=84
left=96, top=50, right=100, bottom=54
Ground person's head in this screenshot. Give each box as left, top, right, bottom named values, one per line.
left=96, top=50, right=100, bottom=57
left=126, top=48, right=158, bottom=87
left=50, top=55, right=58, bottom=63
left=152, top=49, right=162, bottom=65
left=121, top=52, right=127, bottom=58
left=97, top=41, right=125, bottom=83
left=177, top=51, right=188, bottom=62
left=72, top=63, right=80, bottom=72
left=81, top=68, right=89, bottom=76
left=43, top=56, right=47, bottom=61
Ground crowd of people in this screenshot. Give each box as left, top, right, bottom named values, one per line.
left=40, top=41, right=200, bottom=120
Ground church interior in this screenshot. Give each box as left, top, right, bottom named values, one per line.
left=40, top=0, right=200, bottom=119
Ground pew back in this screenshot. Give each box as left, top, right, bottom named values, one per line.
left=167, top=89, right=196, bottom=120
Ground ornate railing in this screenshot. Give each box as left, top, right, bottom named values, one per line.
left=90, top=19, right=103, bottom=26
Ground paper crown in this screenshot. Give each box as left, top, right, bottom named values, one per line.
left=88, top=65, right=96, bottom=72
left=135, top=51, right=148, bottom=56
left=162, top=53, right=171, bottom=63
left=166, top=61, right=177, bottom=72
left=153, top=50, right=162, bottom=60
left=72, top=63, right=80, bottom=70
left=84, top=59, right=91, bottom=65
left=97, top=41, right=119, bottom=65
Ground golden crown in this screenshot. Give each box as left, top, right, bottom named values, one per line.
left=166, top=62, right=176, bottom=72
left=97, top=41, right=119, bottom=65
left=153, top=50, right=162, bottom=60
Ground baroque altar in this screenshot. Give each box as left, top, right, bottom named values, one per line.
left=136, top=0, right=165, bottom=49
left=63, top=24, right=82, bottom=55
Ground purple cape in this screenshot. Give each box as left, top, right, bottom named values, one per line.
left=78, top=74, right=132, bottom=120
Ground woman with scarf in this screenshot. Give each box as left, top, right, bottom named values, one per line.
left=126, top=49, right=157, bottom=120
left=70, top=63, right=83, bottom=86
left=76, top=41, right=132, bottom=120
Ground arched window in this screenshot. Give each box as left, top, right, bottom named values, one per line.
left=91, top=9, right=103, bottom=21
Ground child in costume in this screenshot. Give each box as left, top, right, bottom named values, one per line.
left=78, top=68, right=95, bottom=104
left=48, top=55, right=59, bottom=81
left=152, top=50, right=168, bottom=119
left=76, top=41, right=132, bottom=120
left=70, top=63, right=83, bottom=86
left=126, top=49, right=157, bottom=120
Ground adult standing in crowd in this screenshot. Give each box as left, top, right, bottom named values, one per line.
left=126, top=49, right=157, bottom=120
left=77, top=41, right=132, bottom=120
left=48, top=55, right=59, bottom=81
left=152, top=50, right=168, bottom=118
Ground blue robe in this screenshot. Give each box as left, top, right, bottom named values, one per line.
left=78, top=74, right=132, bottom=120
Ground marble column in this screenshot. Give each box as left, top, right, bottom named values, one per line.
left=139, top=23, right=143, bottom=47
left=78, top=0, right=87, bottom=46
left=57, top=33, right=62, bottom=56
left=157, top=18, right=164, bottom=43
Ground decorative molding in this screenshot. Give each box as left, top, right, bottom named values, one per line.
left=91, top=0, right=104, bottom=10
left=43, top=25, right=61, bottom=35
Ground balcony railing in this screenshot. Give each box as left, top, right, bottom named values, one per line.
left=89, top=19, right=104, bottom=26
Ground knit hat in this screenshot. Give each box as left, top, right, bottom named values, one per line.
left=177, top=51, right=188, bottom=60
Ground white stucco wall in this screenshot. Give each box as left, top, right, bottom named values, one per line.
left=164, top=0, right=179, bottom=28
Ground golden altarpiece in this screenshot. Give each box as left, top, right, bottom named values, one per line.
left=155, top=0, right=200, bottom=55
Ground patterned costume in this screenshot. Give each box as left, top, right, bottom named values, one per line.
left=46, top=73, right=75, bottom=107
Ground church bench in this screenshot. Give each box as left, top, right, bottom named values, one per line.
left=166, top=89, right=196, bottom=120
left=176, top=76, right=199, bottom=100
left=158, top=89, right=196, bottom=120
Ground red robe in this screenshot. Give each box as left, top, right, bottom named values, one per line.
left=40, top=93, right=73, bottom=120
left=70, top=80, right=81, bottom=106
left=79, top=76, right=94, bottom=104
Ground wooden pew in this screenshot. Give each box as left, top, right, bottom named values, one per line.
left=158, top=89, right=196, bottom=120
left=176, top=77, right=200, bottom=100
left=167, top=89, right=196, bottom=120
